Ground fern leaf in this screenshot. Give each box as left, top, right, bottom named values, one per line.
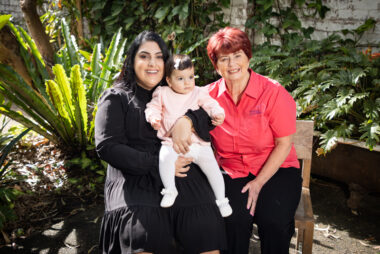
left=0, top=106, right=56, bottom=142
left=96, top=28, right=122, bottom=99
left=52, top=64, right=75, bottom=122
left=70, top=65, right=88, bottom=145
left=89, top=43, right=102, bottom=101
left=46, top=80, right=71, bottom=125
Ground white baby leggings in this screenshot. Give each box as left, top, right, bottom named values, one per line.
left=159, top=143, right=225, bottom=200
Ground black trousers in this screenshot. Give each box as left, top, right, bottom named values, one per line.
left=221, top=167, right=302, bottom=254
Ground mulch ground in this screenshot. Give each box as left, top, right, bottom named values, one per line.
left=0, top=133, right=102, bottom=248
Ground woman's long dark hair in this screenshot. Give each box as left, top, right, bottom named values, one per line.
left=114, top=31, right=169, bottom=91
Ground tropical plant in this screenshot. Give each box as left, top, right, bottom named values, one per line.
left=0, top=116, right=12, bottom=148
left=0, top=128, right=31, bottom=231
left=249, top=22, right=380, bottom=152
left=0, top=15, right=126, bottom=153
left=42, top=0, right=229, bottom=85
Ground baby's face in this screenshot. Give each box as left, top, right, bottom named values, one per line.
left=166, top=67, right=195, bottom=94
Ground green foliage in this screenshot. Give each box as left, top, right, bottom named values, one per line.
left=249, top=22, right=379, bottom=152
left=0, top=128, right=31, bottom=230
left=0, top=16, right=125, bottom=153
left=66, top=151, right=106, bottom=191
left=246, top=0, right=329, bottom=44
left=84, top=0, right=228, bottom=84
left=0, top=14, right=11, bottom=30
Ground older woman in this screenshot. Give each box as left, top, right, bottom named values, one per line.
left=95, top=31, right=226, bottom=254
left=173, top=27, right=302, bottom=254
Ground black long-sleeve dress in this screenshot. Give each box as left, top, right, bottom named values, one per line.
left=95, top=85, right=226, bottom=254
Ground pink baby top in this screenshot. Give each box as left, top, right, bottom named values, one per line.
left=145, top=86, right=225, bottom=146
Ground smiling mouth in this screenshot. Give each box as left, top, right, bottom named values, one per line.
left=228, top=69, right=240, bottom=74
left=146, top=70, right=158, bottom=74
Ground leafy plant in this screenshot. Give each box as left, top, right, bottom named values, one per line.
left=249, top=21, right=379, bottom=152
left=246, top=0, right=329, bottom=45
left=0, top=128, right=31, bottom=230
left=66, top=151, right=106, bottom=191
left=54, top=0, right=229, bottom=85
left=0, top=16, right=125, bottom=153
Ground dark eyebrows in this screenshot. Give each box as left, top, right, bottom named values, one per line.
left=137, top=50, right=163, bottom=55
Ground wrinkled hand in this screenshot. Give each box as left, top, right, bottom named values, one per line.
left=241, top=180, right=263, bottom=216
left=152, top=119, right=161, bottom=130
left=170, top=117, right=193, bottom=154
left=212, top=114, right=225, bottom=126
left=175, top=156, right=193, bottom=177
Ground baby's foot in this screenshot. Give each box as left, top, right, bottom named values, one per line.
left=216, top=198, right=233, bottom=217
left=160, top=188, right=178, bottom=207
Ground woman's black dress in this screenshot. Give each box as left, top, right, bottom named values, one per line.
left=95, top=85, right=226, bottom=254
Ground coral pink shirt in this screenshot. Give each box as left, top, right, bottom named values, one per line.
left=145, top=86, right=224, bottom=146
left=208, top=69, right=300, bottom=178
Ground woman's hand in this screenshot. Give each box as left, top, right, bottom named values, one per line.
left=175, top=156, right=193, bottom=177
left=170, top=116, right=193, bottom=154
left=211, top=113, right=225, bottom=126
left=241, top=180, right=264, bottom=216
left=241, top=135, right=293, bottom=216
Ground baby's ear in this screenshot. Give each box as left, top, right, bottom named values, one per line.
left=166, top=76, right=172, bottom=87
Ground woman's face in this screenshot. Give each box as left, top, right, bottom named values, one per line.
left=215, top=49, right=250, bottom=82
left=134, top=41, right=164, bottom=90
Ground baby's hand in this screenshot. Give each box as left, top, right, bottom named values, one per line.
left=212, top=114, right=225, bottom=126
left=151, top=119, right=161, bottom=130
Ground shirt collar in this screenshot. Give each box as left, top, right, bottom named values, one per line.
left=244, top=69, right=263, bottom=99
left=217, top=78, right=227, bottom=98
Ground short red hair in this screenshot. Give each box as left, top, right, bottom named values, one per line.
left=207, top=27, right=252, bottom=68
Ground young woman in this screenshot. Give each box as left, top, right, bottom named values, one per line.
left=95, top=31, right=226, bottom=254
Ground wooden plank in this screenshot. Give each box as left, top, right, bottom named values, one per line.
left=294, top=120, right=314, bottom=160
left=302, top=159, right=311, bottom=188
left=295, top=189, right=314, bottom=222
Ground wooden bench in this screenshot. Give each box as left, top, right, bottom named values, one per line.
left=293, top=120, right=315, bottom=254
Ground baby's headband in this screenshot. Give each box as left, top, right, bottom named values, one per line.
left=174, top=58, right=181, bottom=69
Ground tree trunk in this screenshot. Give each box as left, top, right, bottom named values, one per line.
left=20, top=0, right=54, bottom=68
left=76, top=0, right=84, bottom=46
left=0, top=26, right=33, bottom=87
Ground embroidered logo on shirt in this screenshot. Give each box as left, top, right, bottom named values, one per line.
left=249, top=104, right=266, bottom=115
left=249, top=109, right=262, bottom=115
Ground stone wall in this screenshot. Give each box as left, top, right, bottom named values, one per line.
left=223, top=0, right=250, bottom=31
left=0, top=0, right=24, bottom=26
left=301, top=0, right=380, bottom=48
left=1, top=0, right=378, bottom=49
left=226, top=0, right=380, bottom=49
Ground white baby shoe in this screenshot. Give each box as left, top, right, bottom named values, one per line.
left=216, top=198, right=233, bottom=217
left=160, top=188, right=178, bottom=208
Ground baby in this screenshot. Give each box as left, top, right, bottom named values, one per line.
left=145, top=54, right=232, bottom=217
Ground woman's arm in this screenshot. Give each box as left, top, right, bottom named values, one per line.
left=95, top=89, right=157, bottom=175
left=242, top=133, right=293, bottom=216
left=242, top=84, right=298, bottom=215
left=170, top=108, right=215, bottom=154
